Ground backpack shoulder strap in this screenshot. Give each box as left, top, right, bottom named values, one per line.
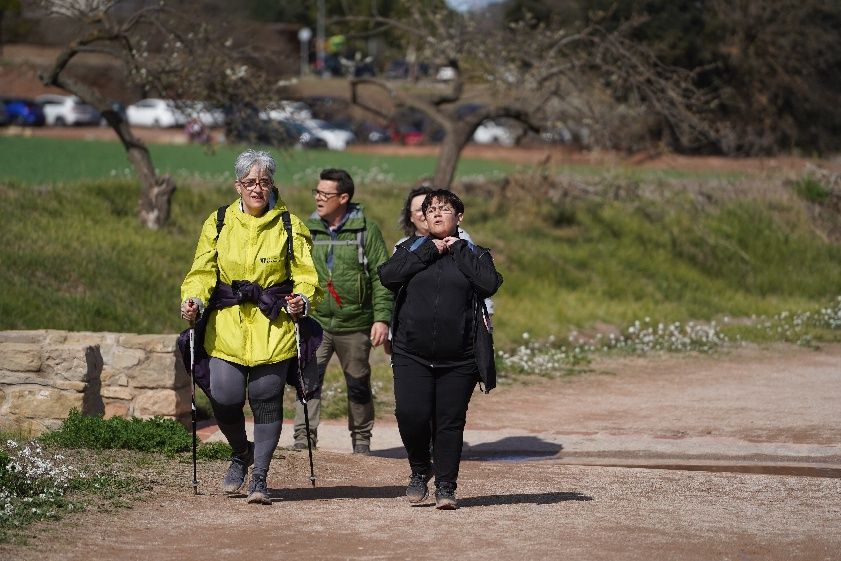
left=281, top=211, right=294, bottom=265
left=215, top=205, right=226, bottom=240
left=356, top=228, right=368, bottom=274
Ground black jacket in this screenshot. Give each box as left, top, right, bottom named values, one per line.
left=378, top=235, right=502, bottom=383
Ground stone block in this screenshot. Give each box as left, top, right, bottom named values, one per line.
left=104, top=401, right=130, bottom=419
left=128, top=353, right=184, bottom=389
left=133, top=389, right=190, bottom=417
left=119, top=334, right=177, bottom=353
left=54, top=380, right=87, bottom=392
left=6, top=386, right=84, bottom=419
left=42, top=345, right=102, bottom=383
left=0, top=370, right=52, bottom=386
left=111, top=348, right=146, bottom=370
left=0, top=343, right=42, bottom=371
left=101, top=386, right=134, bottom=400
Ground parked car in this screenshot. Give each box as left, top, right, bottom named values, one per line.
left=180, top=101, right=225, bottom=128
left=279, top=120, right=328, bottom=149
left=126, top=98, right=186, bottom=128
left=1, top=98, right=45, bottom=126
left=355, top=121, right=391, bottom=144
left=473, top=119, right=516, bottom=146
left=0, top=102, right=8, bottom=126
left=35, top=94, right=100, bottom=126
left=303, top=118, right=355, bottom=150
left=262, top=100, right=313, bottom=123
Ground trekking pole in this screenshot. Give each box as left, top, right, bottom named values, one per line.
left=188, top=323, right=199, bottom=495
left=293, top=320, right=317, bottom=487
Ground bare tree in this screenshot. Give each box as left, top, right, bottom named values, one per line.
left=36, top=0, right=278, bottom=229
left=344, top=3, right=726, bottom=187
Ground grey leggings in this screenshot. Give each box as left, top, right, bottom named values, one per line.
left=208, top=357, right=290, bottom=478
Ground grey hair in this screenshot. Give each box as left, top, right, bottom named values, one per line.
left=234, top=149, right=276, bottom=180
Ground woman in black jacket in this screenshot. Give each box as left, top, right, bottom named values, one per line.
left=378, top=189, right=502, bottom=510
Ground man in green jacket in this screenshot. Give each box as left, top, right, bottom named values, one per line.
left=293, top=168, right=392, bottom=454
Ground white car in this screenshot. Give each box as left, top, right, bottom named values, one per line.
left=263, top=100, right=312, bottom=122
left=181, top=101, right=225, bottom=128
left=126, top=98, right=187, bottom=128
left=473, top=119, right=516, bottom=146
left=35, top=94, right=100, bottom=126
left=303, top=119, right=355, bottom=151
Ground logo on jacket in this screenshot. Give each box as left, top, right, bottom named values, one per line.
left=260, top=257, right=281, bottom=264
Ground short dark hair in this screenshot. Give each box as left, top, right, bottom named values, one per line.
left=421, top=189, right=465, bottom=216
left=320, top=168, right=354, bottom=201
left=399, top=186, right=434, bottom=237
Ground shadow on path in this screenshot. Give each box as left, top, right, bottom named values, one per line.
left=270, top=485, right=404, bottom=502
left=458, top=490, right=592, bottom=508
left=370, top=436, right=563, bottom=462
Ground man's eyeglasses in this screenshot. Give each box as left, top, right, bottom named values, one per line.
left=312, top=189, right=341, bottom=200
left=424, top=205, right=455, bottom=216
left=238, top=178, right=273, bottom=191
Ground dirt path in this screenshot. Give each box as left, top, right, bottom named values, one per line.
left=2, top=344, right=840, bottom=561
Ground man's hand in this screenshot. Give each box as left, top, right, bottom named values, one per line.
left=370, top=321, right=389, bottom=347
left=443, top=236, right=460, bottom=250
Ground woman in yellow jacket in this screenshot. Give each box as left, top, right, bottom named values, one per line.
left=180, top=149, right=322, bottom=504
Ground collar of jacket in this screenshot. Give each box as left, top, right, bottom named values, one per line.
left=229, top=198, right=289, bottom=227
left=307, top=202, right=366, bottom=234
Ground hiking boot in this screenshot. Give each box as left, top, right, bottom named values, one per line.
left=221, top=442, right=253, bottom=494
left=435, top=482, right=458, bottom=510
left=292, top=441, right=308, bottom=451
left=405, top=469, right=433, bottom=503
left=353, top=443, right=371, bottom=455
left=246, top=474, right=271, bottom=505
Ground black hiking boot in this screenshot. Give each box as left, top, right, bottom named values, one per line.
left=405, top=469, right=433, bottom=503
left=221, top=442, right=253, bottom=494
left=435, top=482, right=458, bottom=510
left=246, top=473, right=271, bottom=505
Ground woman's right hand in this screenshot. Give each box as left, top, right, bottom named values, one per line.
left=181, top=299, right=199, bottom=323
left=431, top=239, right=448, bottom=254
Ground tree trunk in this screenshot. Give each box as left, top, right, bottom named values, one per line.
left=104, top=111, right=175, bottom=230
left=433, top=125, right=473, bottom=188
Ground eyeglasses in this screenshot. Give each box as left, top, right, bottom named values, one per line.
left=312, top=189, right=341, bottom=200
left=424, top=205, right=455, bottom=216
left=238, top=178, right=273, bottom=191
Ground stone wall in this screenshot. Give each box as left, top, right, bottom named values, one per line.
left=0, top=330, right=191, bottom=436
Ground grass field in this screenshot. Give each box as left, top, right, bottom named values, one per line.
left=0, top=136, right=517, bottom=185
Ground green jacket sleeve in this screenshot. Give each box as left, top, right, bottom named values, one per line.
left=364, top=221, right=394, bottom=325
left=180, top=211, right=219, bottom=309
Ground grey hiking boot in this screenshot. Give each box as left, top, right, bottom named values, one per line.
left=406, top=469, right=433, bottom=503
left=353, top=443, right=371, bottom=455
left=246, top=474, right=271, bottom=505
left=435, top=482, right=457, bottom=510
left=292, top=441, right=308, bottom=451
left=221, top=442, right=253, bottom=494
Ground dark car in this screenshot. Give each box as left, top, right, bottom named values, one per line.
left=279, top=120, right=328, bottom=149
left=355, top=121, right=391, bottom=144
left=0, top=102, right=8, bottom=126
left=1, top=98, right=46, bottom=126
left=301, top=96, right=351, bottom=122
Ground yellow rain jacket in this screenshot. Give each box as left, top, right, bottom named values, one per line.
left=180, top=200, right=323, bottom=367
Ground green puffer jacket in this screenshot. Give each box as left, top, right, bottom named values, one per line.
left=306, top=203, right=392, bottom=333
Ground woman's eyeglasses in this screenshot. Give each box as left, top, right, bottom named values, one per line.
left=238, top=178, right=273, bottom=191
left=424, top=205, right=455, bottom=216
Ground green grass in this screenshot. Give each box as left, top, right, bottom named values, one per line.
left=0, top=136, right=516, bottom=185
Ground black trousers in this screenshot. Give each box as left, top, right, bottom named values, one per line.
left=392, top=355, right=478, bottom=486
